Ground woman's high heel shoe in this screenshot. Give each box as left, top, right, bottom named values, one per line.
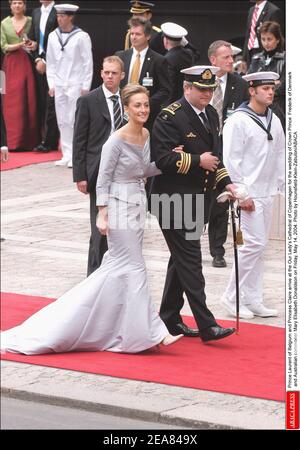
left=161, top=333, right=184, bottom=346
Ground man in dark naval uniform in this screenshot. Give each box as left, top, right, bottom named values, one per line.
left=151, top=66, right=236, bottom=343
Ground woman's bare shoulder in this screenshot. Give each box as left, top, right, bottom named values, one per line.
left=143, top=128, right=150, bottom=139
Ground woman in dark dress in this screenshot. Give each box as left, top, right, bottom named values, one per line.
left=248, top=21, right=285, bottom=129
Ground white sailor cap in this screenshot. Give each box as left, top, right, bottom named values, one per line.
left=231, top=45, right=242, bottom=56
left=242, top=71, right=279, bottom=87
left=181, top=65, right=220, bottom=88
left=54, top=4, right=79, bottom=15
left=161, top=22, right=188, bottom=41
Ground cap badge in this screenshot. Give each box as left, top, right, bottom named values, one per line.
left=202, top=69, right=213, bottom=80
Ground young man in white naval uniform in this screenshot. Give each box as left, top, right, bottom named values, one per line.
left=46, top=4, right=93, bottom=167
left=221, top=71, right=285, bottom=319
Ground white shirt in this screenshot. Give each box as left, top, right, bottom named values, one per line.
left=129, top=47, right=148, bottom=81
left=46, top=28, right=93, bottom=90
left=253, top=0, right=267, bottom=49
left=102, top=84, right=122, bottom=134
left=187, top=101, right=209, bottom=128
left=39, top=1, right=55, bottom=55
left=223, top=109, right=285, bottom=198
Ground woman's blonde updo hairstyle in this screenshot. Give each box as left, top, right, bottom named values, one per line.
left=121, top=84, right=149, bottom=107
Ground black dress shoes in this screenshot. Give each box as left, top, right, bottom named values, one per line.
left=212, top=256, right=227, bottom=268
left=200, top=325, right=235, bottom=343
left=34, top=143, right=57, bottom=153
left=169, top=322, right=199, bottom=337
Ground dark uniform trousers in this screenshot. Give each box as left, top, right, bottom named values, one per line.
left=151, top=98, right=232, bottom=332
left=206, top=134, right=228, bottom=259
left=207, top=189, right=229, bottom=258
left=159, top=223, right=217, bottom=332
left=87, top=189, right=108, bottom=276
left=36, top=73, right=59, bottom=148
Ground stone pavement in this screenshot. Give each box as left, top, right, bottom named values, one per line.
left=1, top=161, right=285, bottom=429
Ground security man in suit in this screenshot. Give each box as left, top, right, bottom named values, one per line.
left=150, top=66, right=236, bottom=343
left=124, top=1, right=201, bottom=60
left=28, top=1, right=59, bottom=153
left=161, top=22, right=195, bottom=103
left=73, top=56, right=126, bottom=276
left=124, top=1, right=165, bottom=55
left=207, top=40, right=249, bottom=268
left=116, top=17, right=170, bottom=130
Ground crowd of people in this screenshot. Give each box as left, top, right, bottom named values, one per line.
left=1, top=1, right=285, bottom=355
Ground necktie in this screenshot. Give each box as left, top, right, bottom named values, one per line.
left=199, top=112, right=211, bottom=134
left=212, top=80, right=223, bottom=131
left=110, top=95, right=122, bottom=130
left=248, top=5, right=260, bottom=50
left=130, top=52, right=141, bottom=83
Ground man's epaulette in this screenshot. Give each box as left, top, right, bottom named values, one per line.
left=162, top=102, right=182, bottom=116
left=152, top=25, right=162, bottom=33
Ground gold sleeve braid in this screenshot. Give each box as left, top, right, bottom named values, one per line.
left=215, top=168, right=229, bottom=184
left=176, top=152, right=192, bottom=174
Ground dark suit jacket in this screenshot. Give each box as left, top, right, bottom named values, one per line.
left=222, top=72, right=249, bottom=125
left=242, top=1, right=283, bottom=65
left=29, top=5, right=58, bottom=60
left=115, top=47, right=171, bottom=129
left=149, top=28, right=166, bottom=55
left=165, top=46, right=195, bottom=103
left=73, top=86, right=118, bottom=192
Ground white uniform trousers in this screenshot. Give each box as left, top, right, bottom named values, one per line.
left=54, top=85, right=82, bottom=161
left=224, top=197, right=274, bottom=306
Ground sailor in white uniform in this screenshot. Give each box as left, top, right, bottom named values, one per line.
left=46, top=4, right=93, bottom=167
left=220, top=71, right=285, bottom=319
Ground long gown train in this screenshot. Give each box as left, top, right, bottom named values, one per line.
left=1, top=136, right=168, bottom=354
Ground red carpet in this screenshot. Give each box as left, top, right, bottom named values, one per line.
left=0, top=151, right=62, bottom=171
left=1, top=292, right=284, bottom=402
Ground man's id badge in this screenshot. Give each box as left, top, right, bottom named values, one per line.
left=142, top=72, right=153, bottom=87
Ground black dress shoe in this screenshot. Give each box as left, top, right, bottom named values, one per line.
left=200, top=325, right=235, bottom=343
left=212, top=256, right=227, bottom=268
left=169, top=322, right=199, bottom=337
left=34, top=143, right=52, bottom=153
